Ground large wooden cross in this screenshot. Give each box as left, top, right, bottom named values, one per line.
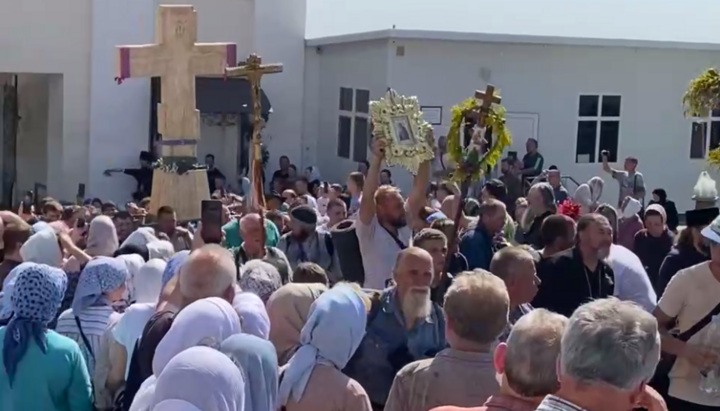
left=116, top=5, right=237, bottom=158
left=474, top=85, right=502, bottom=128
left=225, top=54, right=283, bottom=209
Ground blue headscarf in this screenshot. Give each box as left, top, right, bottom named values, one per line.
left=70, top=256, right=128, bottom=314
left=161, top=250, right=190, bottom=291
left=278, top=284, right=367, bottom=405
left=221, top=334, right=279, bottom=411
left=3, top=263, right=67, bottom=386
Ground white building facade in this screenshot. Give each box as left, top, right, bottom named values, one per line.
left=304, top=31, right=720, bottom=212
left=0, top=0, right=306, bottom=205
left=3, top=0, right=720, bottom=214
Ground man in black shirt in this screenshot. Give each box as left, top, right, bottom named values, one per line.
left=104, top=151, right=155, bottom=201
left=521, top=138, right=544, bottom=180
left=270, top=155, right=291, bottom=190
left=205, top=153, right=226, bottom=194
left=533, top=213, right=614, bottom=317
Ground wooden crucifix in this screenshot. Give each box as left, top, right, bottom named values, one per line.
left=116, top=5, right=237, bottom=158
left=225, top=54, right=283, bottom=210
left=115, top=5, right=237, bottom=220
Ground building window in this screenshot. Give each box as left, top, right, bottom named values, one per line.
left=690, top=108, right=720, bottom=159
left=575, top=95, right=621, bottom=163
left=337, top=88, right=370, bottom=161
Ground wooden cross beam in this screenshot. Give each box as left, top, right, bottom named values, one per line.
left=474, top=85, right=502, bottom=127
left=116, top=5, right=237, bottom=158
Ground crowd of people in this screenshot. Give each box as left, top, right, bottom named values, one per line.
left=1, top=131, right=719, bottom=411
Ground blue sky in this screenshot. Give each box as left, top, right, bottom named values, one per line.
left=306, top=0, right=720, bottom=44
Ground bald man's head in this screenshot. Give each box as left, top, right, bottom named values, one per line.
left=393, top=247, right=434, bottom=294
left=178, top=244, right=236, bottom=307
left=393, top=247, right=434, bottom=324
left=240, top=213, right=262, bottom=231
left=239, top=213, right=264, bottom=253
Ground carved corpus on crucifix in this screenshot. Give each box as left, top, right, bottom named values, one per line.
left=115, top=5, right=237, bottom=220
left=225, top=54, right=283, bottom=208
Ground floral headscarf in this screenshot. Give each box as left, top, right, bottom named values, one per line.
left=3, top=263, right=67, bottom=386
left=70, top=256, right=128, bottom=314
left=239, top=260, right=283, bottom=304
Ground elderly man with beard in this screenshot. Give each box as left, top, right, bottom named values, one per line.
left=532, top=213, right=615, bottom=317
left=344, top=247, right=445, bottom=411
left=356, top=138, right=430, bottom=289
left=385, top=271, right=510, bottom=411
left=278, top=205, right=342, bottom=284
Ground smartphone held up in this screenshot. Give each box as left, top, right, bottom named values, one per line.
left=201, top=200, right=224, bottom=244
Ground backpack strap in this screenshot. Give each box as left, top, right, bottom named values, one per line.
left=74, top=315, right=95, bottom=360
left=324, top=232, right=334, bottom=258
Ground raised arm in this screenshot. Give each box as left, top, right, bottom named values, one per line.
left=601, top=151, right=619, bottom=177
left=358, top=139, right=385, bottom=225
left=406, top=160, right=430, bottom=222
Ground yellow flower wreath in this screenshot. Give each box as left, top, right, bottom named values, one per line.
left=446, top=97, right=512, bottom=182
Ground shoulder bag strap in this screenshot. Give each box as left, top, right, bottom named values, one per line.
left=677, top=300, right=720, bottom=342
left=380, top=225, right=407, bottom=250
left=74, top=315, right=95, bottom=360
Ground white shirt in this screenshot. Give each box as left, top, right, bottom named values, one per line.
left=608, top=244, right=657, bottom=312
left=355, top=215, right=412, bottom=289
left=112, top=302, right=157, bottom=378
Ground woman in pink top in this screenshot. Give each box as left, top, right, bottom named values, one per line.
left=278, top=283, right=372, bottom=411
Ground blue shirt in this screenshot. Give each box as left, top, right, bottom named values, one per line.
left=344, top=288, right=446, bottom=406
left=0, top=328, right=93, bottom=411
left=459, top=225, right=494, bottom=270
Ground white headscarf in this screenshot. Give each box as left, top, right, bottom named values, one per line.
left=121, top=228, right=158, bottom=248
left=112, top=257, right=165, bottom=379
left=622, top=197, right=643, bottom=219
left=130, top=297, right=242, bottom=411
left=116, top=254, right=145, bottom=302
left=278, top=284, right=366, bottom=406
left=233, top=292, right=271, bottom=340
left=151, top=346, right=245, bottom=411
left=86, top=215, right=119, bottom=257
left=133, top=259, right=166, bottom=304
left=147, top=241, right=174, bottom=261
left=20, top=229, right=62, bottom=267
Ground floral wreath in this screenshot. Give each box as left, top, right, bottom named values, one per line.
left=446, top=97, right=512, bottom=182
left=683, top=68, right=720, bottom=168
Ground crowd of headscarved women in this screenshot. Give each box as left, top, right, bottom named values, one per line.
left=0, top=214, right=371, bottom=411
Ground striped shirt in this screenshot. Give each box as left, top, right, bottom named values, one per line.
left=55, top=305, right=120, bottom=375
left=535, top=395, right=587, bottom=411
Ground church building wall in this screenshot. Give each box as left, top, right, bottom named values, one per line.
left=0, top=0, right=92, bottom=201
left=386, top=38, right=720, bottom=212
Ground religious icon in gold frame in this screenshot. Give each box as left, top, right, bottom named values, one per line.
left=370, top=89, right=434, bottom=175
